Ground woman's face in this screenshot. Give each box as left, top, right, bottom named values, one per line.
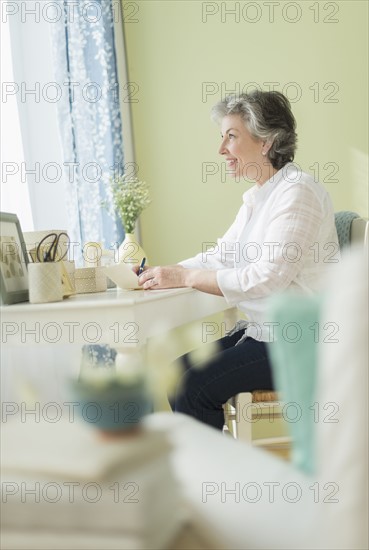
left=218, top=114, right=270, bottom=183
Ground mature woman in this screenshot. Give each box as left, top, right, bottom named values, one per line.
left=137, top=90, right=339, bottom=430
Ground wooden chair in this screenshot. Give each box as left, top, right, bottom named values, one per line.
left=224, top=212, right=368, bottom=446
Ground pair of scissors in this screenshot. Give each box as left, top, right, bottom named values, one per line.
left=36, top=232, right=70, bottom=263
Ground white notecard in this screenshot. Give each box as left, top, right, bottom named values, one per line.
left=103, top=263, right=141, bottom=290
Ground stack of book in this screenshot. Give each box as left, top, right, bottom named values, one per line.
left=1, top=416, right=183, bottom=549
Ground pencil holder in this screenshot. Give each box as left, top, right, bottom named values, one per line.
left=28, top=262, right=63, bottom=304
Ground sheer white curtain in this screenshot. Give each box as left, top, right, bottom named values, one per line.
left=49, top=0, right=125, bottom=257
left=4, top=1, right=69, bottom=232
left=0, top=16, right=33, bottom=230
left=3, top=0, right=128, bottom=258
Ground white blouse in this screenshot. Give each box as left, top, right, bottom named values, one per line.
left=179, top=163, right=340, bottom=342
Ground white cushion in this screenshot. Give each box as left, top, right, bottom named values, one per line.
left=314, top=247, right=368, bottom=548
left=146, top=248, right=368, bottom=549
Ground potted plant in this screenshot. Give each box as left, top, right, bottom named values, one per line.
left=69, top=346, right=151, bottom=437
left=108, top=175, right=151, bottom=265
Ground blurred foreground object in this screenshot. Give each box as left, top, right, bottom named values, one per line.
left=147, top=247, right=368, bottom=550
left=1, top=415, right=182, bottom=549
left=70, top=345, right=151, bottom=434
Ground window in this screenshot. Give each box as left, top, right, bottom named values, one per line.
left=0, top=14, right=33, bottom=230
left=1, top=1, right=69, bottom=232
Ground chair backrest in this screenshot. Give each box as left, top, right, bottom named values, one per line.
left=351, top=216, right=369, bottom=247
left=334, top=211, right=368, bottom=249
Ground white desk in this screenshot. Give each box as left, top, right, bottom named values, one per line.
left=1, top=288, right=236, bottom=404
left=1, top=288, right=233, bottom=347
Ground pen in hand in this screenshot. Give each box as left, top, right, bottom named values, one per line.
left=138, top=257, right=146, bottom=276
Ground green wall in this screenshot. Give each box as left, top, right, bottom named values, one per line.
left=123, top=0, right=368, bottom=265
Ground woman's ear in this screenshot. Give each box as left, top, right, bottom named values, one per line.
left=261, top=140, right=273, bottom=156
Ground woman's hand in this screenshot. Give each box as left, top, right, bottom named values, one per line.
left=137, top=265, right=187, bottom=290
left=135, top=264, right=223, bottom=296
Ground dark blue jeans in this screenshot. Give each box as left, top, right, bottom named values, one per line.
left=173, top=330, right=274, bottom=430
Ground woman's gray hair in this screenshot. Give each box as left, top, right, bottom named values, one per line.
left=211, top=90, right=297, bottom=170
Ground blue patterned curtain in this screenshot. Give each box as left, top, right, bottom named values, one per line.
left=50, top=0, right=124, bottom=260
